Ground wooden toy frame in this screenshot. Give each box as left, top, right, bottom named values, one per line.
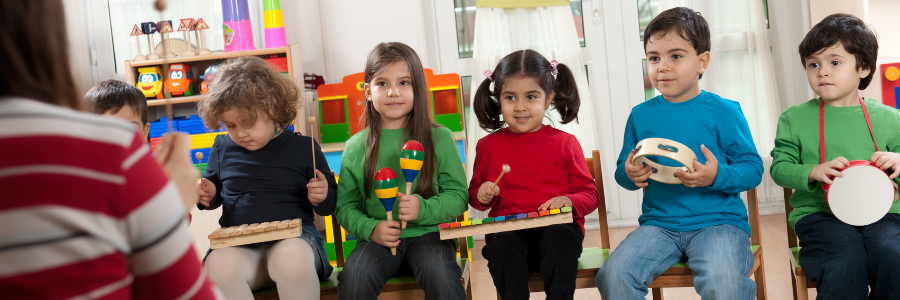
left=208, top=219, right=302, bottom=249
left=438, top=207, right=573, bottom=240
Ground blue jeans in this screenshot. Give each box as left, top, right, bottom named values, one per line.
left=336, top=232, right=466, bottom=300
left=595, top=224, right=755, bottom=300
left=795, top=212, right=900, bottom=299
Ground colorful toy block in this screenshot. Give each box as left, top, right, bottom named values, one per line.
left=550, top=209, right=561, bottom=215
left=460, top=220, right=472, bottom=226
left=438, top=209, right=575, bottom=240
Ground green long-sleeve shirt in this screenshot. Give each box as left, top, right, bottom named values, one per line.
left=335, top=126, right=468, bottom=241
left=770, top=97, right=900, bottom=228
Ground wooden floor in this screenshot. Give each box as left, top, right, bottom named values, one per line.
left=468, top=213, right=817, bottom=299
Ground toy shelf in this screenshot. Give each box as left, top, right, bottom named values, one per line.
left=129, top=47, right=290, bottom=68
left=124, top=44, right=310, bottom=135
left=146, top=95, right=206, bottom=107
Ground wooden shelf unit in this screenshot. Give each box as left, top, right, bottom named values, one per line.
left=124, top=44, right=310, bottom=135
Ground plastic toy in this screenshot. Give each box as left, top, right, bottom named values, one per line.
left=165, top=63, right=195, bottom=97
left=263, top=0, right=286, bottom=48
left=195, top=18, right=212, bottom=55
left=178, top=18, right=197, bottom=57
left=374, top=167, right=399, bottom=255
left=315, top=69, right=465, bottom=143
left=880, top=62, right=900, bottom=109
left=200, top=64, right=218, bottom=95
left=141, top=22, right=161, bottom=60
left=130, top=25, right=145, bottom=61
left=136, top=66, right=164, bottom=99
left=157, top=20, right=176, bottom=58
left=222, top=0, right=255, bottom=52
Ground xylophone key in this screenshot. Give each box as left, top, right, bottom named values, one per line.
left=550, top=209, right=561, bottom=215
left=516, top=213, right=527, bottom=219
left=220, top=226, right=238, bottom=237
left=539, top=211, right=550, bottom=216
left=439, top=223, right=451, bottom=229
left=243, top=223, right=259, bottom=235
left=231, top=224, right=249, bottom=237
left=472, top=219, right=483, bottom=225
left=254, top=222, right=270, bottom=233
left=505, top=215, right=516, bottom=221
left=289, top=219, right=301, bottom=228
left=450, top=222, right=461, bottom=228
left=495, top=216, right=505, bottom=221
left=483, top=217, right=494, bottom=223
left=266, top=222, right=278, bottom=231
left=527, top=212, right=539, bottom=218
left=277, top=220, right=291, bottom=229
left=461, top=220, right=472, bottom=226
left=561, top=207, right=572, bottom=213
left=208, top=227, right=225, bottom=239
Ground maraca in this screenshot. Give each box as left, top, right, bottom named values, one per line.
left=374, top=167, right=399, bottom=255
left=399, top=140, right=423, bottom=229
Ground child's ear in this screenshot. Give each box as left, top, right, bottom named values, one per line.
left=363, top=83, right=372, bottom=101
left=860, top=66, right=871, bottom=79
left=545, top=91, right=555, bottom=109
left=698, top=51, right=711, bottom=75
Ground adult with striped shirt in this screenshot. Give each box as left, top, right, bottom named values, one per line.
left=0, top=1, right=221, bottom=299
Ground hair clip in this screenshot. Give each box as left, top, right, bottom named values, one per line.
left=550, top=60, right=559, bottom=76
left=484, top=70, right=493, bottom=82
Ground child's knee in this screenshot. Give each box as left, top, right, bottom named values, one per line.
left=205, top=249, right=253, bottom=284
left=596, top=261, right=636, bottom=288
left=267, top=239, right=316, bottom=282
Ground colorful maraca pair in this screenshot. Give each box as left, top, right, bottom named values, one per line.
left=373, top=140, right=424, bottom=255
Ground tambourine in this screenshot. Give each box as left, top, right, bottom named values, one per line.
left=824, top=160, right=896, bottom=226
left=632, top=138, right=697, bottom=184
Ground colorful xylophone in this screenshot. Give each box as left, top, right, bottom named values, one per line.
left=207, top=219, right=302, bottom=249
left=438, top=207, right=573, bottom=240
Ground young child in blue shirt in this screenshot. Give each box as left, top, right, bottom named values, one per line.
left=595, top=7, right=763, bottom=300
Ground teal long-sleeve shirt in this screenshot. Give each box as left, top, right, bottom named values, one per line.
left=614, top=91, right=763, bottom=236
left=335, top=126, right=468, bottom=241
left=770, top=97, right=900, bottom=228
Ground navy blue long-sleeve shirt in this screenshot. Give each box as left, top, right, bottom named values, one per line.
left=200, top=130, right=337, bottom=228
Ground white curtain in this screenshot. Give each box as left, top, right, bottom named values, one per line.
left=466, top=5, right=599, bottom=220
left=659, top=0, right=784, bottom=206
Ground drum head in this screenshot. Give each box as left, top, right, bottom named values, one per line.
left=828, top=164, right=894, bottom=226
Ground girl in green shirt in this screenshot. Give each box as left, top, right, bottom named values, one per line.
left=335, top=42, right=468, bottom=299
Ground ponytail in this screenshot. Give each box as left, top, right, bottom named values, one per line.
left=472, top=77, right=504, bottom=132
left=551, top=63, right=581, bottom=124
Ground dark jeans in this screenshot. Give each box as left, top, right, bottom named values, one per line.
left=336, top=231, right=465, bottom=300
left=795, top=212, right=900, bottom=299
left=482, top=222, right=583, bottom=300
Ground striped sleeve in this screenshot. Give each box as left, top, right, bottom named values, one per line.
left=118, top=134, right=220, bottom=300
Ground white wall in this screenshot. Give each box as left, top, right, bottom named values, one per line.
left=859, top=0, right=900, bottom=101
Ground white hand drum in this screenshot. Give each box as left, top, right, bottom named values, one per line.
left=632, top=138, right=697, bottom=185
left=824, top=160, right=896, bottom=226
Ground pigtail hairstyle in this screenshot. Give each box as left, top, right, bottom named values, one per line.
left=551, top=63, right=580, bottom=125
left=472, top=49, right=582, bottom=132
left=361, top=42, right=439, bottom=199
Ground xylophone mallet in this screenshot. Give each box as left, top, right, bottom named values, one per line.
left=491, top=164, right=511, bottom=191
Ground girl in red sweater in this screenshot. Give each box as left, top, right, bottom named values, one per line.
left=469, top=49, right=599, bottom=299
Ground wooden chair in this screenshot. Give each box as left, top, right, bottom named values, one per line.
left=646, top=187, right=768, bottom=300
left=782, top=188, right=815, bottom=300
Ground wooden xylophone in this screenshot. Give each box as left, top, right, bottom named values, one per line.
left=208, top=219, right=303, bottom=249
left=438, top=207, right=573, bottom=240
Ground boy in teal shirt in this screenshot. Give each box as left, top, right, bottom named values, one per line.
left=595, top=7, right=763, bottom=299
left=771, top=13, right=900, bottom=298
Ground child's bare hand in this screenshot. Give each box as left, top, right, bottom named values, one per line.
left=397, top=192, right=420, bottom=223
left=477, top=181, right=500, bottom=205
left=808, top=157, right=850, bottom=184
left=538, top=196, right=572, bottom=211
left=154, top=133, right=198, bottom=212
left=307, top=170, right=328, bottom=206
left=625, top=150, right=653, bottom=188
left=871, top=152, right=900, bottom=179
left=675, top=145, right=718, bottom=188
left=369, top=220, right=401, bottom=248
left=197, top=178, right=216, bottom=207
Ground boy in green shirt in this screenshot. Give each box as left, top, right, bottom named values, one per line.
left=770, top=13, right=900, bottom=298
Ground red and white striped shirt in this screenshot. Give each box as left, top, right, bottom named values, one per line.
left=0, top=98, right=221, bottom=299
